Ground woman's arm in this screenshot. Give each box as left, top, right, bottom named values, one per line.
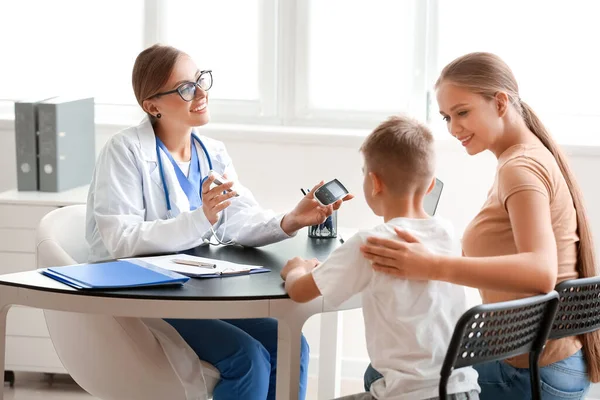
left=362, top=189, right=558, bottom=294
left=209, top=159, right=294, bottom=247
left=280, top=181, right=353, bottom=234
left=212, top=147, right=352, bottom=246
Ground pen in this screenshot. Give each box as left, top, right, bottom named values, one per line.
left=220, top=268, right=253, bottom=275
left=172, top=259, right=217, bottom=269
left=301, top=188, right=307, bottom=196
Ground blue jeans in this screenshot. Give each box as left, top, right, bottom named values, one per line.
left=474, top=350, right=590, bottom=399
left=164, top=318, right=309, bottom=400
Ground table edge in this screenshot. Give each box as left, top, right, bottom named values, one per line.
left=0, top=280, right=290, bottom=301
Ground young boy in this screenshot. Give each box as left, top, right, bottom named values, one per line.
left=281, top=116, right=480, bottom=400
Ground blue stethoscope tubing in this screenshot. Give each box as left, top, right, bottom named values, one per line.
left=156, top=133, right=212, bottom=215
left=155, top=133, right=234, bottom=246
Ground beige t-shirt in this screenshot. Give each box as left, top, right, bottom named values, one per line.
left=462, top=143, right=581, bottom=367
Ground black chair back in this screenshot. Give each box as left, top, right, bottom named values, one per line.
left=439, top=292, right=560, bottom=400
left=550, top=277, right=600, bottom=340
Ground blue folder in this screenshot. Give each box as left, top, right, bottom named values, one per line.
left=40, top=260, right=189, bottom=290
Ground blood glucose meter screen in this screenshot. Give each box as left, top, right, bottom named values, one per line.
left=327, top=182, right=346, bottom=198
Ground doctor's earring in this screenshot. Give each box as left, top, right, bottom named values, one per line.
left=156, top=113, right=161, bottom=119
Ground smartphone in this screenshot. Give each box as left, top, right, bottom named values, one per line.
left=423, top=178, right=444, bottom=216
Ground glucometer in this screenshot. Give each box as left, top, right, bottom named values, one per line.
left=313, top=179, right=349, bottom=206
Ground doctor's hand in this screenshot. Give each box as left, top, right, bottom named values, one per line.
left=202, top=174, right=237, bottom=225
left=280, top=181, right=354, bottom=235
left=281, top=257, right=320, bottom=281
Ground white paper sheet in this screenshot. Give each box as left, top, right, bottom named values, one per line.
left=125, top=254, right=266, bottom=278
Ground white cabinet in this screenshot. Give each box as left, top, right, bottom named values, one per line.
left=0, top=186, right=88, bottom=373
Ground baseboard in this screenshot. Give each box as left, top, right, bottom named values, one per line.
left=307, top=355, right=369, bottom=380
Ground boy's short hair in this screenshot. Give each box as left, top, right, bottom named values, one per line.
left=360, top=115, right=435, bottom=194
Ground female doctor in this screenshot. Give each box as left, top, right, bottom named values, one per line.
left=86, top=44, right=352, bottom=400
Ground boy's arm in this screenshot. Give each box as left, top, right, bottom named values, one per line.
left=283, top=259, right=322, bottom=303
left=283, top=233, right=372, bottom=306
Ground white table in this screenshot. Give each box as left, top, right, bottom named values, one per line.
left=0, top=233, right=361, bottom=400
left=0, top=185, right=359, bottom=398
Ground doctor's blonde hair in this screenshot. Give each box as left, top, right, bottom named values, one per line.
left=360, top=116, right=435, bottom=195
left=132, top=44, right=186, bottom=117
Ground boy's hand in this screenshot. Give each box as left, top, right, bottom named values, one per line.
left=281, top=257, right=320, bottom=281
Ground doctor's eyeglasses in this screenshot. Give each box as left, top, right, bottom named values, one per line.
left=149, top=70, right=213, bottom=102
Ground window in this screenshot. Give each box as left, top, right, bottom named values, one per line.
left=1, top=0, right=599, bottom=138
left=436, top=0, right=600, bottom=130
left=306, top=0, right=418, bottom=113
left=163, top=0, right=261, bottom=102
left=0, top=0, right=143, bottom=105
left=291, top=0, right=427, bottom=127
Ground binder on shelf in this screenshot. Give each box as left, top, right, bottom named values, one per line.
left=39, top=260, right=189, bottom=290
left=37, top=96, right=95, bottom=192
left=14, top=97, right=54, bottom=191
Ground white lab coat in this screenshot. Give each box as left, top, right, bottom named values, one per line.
left=86, top=115, right=292, bottom=262
left=85, top=116, right=293, bottom=399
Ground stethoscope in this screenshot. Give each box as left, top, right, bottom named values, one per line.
left=155, top=133, right=234, bottom=246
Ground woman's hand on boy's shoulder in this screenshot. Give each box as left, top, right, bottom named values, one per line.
left=360, top=228, right=441, bottom=281
left=281, top=257, right=320, bottom=281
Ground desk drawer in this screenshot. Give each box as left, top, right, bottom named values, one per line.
left=0, top=252, right=36, bottom=273
left=0, top=228, right=36, bottom=253
left=7, top=307, right=50, bottom=338
left=5, top=336, right=64, bottom=371
left=0, top=205, right=57, bottom=229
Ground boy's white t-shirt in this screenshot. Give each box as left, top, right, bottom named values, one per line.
left=312, top=217, right=480, bottom=400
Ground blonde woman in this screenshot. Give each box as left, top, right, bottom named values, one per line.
left=360, top=52, right=599, bottom=399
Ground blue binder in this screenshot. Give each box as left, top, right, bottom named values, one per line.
left=40, top=260, right=189, bottom=290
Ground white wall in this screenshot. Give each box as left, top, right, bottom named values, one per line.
left=1, top=121, right=600, bottom=394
